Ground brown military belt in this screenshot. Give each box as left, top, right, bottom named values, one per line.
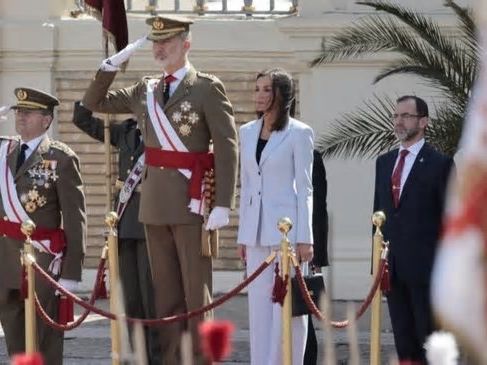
left=115, top=179, right=142, bottom=193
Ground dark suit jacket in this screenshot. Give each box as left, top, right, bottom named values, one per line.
left=373, top=143, right=453, bottom=284
left=73, top=101, right=145, bottom=240
left=312, top=150, right=329, bottom=267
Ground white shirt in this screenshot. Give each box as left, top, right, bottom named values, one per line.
left=21, top=133, right=45, bottom=161
left=393, top=138, right=425, bottom=195
left=165, top=63, right=190, bottom=97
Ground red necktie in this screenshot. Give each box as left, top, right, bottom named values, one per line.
left=391, top=149, right=409, bottom=208
left=163, top=74, right=177, bottom=104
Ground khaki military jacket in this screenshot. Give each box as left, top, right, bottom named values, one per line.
left=0, top=135, right=86, bottom=290
left=82, top=66, right=238, bottom=225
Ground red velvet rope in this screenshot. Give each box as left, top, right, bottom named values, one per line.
left=293, top=258, right=387, bottom=329
left=32, top=255, right=274, bottom=327
left=34, top=257, right=107, bottom=331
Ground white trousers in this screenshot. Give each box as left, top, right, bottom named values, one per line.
left=246, top=246, right=308, bottom=365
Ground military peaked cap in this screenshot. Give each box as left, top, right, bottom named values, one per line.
left=146, top=15, right=193, bottom=42
left=12, top=87, right=60, bottom=111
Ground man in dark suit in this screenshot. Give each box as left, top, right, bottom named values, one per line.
left=373, top=95, right=454, bottom=364
left=304, top=149, right=329, bottom=365
left=72, top=101, right=159, bottom=363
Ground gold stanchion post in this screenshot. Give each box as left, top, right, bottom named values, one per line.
left=278, top=217, right=293, bottom=365
left=105, top=211, right=121, bottom=365
left=370, top=211, right=386, bottom=365
left=21, top=219, right=37, bottom=353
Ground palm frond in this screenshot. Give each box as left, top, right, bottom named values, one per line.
left=314, top=14, right=473, bottom=106
left=444, top=0, right=476, bottom=43
left=357, top=1, right=468, bottom=72
left=316, top=96, right=397, bottom=159
left=443, top=0, right=479, bottom=69
left=426, top=103, right=464, bottom=156
left=374, top=58, right=470, bottom=108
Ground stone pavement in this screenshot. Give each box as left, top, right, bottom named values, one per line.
left=0, top=270, right=396, bottom=364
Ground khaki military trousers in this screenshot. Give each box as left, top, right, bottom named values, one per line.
left=0, top=254, right=63, bottom=364
left=145, top=224, right=212, bottom=365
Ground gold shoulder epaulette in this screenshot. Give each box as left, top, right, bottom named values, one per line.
left=143, top=74, right=163, bottom=82
left=197, top=72, right=217, bottom=81
left=0, top=135, right=19, bottom=142
left=50, top=140, right=76, bottom=156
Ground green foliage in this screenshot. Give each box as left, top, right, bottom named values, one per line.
left=312, top=0, right=477, bottom=159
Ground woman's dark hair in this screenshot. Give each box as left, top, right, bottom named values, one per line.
left=256, top=68, right=295, bottom=132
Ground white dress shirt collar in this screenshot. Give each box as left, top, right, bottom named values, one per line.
left=165, top=63, right=190, bottom=96
left=167, top=63, right=190, bottom=81
left=21, top=134, right=46, bottom=160
left=399, top=138, right=425, bottom=156
left=395, top=138, right=425, bottom=195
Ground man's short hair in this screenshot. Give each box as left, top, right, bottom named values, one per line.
left=397, top=95, right=429, bottom=118
left=179, top=31, right=191, bottom=42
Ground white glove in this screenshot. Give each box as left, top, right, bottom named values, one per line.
left=57, top=278, right=79, bottom=295
left=0, top=105, right=10, bottom=120
left=100, top=35, right=148, bottom=71
left=205, top=206, right=230, bottom=231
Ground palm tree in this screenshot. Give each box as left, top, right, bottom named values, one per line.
left=312, top=0, right=478, bottom=159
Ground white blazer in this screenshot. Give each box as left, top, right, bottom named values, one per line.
left=237, top=117, right=314, bottom=246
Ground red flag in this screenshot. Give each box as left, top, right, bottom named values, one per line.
left=85, top=0, right=128, bottom=55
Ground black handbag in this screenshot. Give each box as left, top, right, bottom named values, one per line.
left=291, top=270, right=325, bottom=317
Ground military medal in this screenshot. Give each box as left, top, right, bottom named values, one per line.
left=171, top=101, right=199, bottom=137
left=172, top=111, right=183, bottom=123
left=179, top=124, right=191, bottom=136
left=188, top=112, right=199, bottom=125
left=180, top=101, right=191, bottom=112
left=23, top=159, right=56, bottom=214
left=25, top=201, right=36, bottom=213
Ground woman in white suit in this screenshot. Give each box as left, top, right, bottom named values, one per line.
left=237, top=68, right=314, bottom=365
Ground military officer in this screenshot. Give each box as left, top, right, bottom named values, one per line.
left=81, top=15, right=238, bottom=365
left=72, top=101, right=159, bottom=363
left=0, top=88, right=86, bottom=364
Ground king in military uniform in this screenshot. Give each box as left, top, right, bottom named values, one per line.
left=0, top=88, right=86, bottom=364
left=82, top=15, right=238, bottom=365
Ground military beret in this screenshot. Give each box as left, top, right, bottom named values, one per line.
left=146, top=15, right=193, bottom=42
left=11, top=87, right=59, bottom=111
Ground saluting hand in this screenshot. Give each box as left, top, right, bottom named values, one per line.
left=0, top=105, right=10, bottom=120
left=100, top=35, right=148, bottom=72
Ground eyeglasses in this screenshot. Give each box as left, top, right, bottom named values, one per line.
left=391, top=113, right=424, bottom=122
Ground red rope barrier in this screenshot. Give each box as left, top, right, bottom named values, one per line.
left=293, top=258, right=387, bottom=329
left=34, top=257, right=107, bottom=331
left=31, top=253, right=275, bottom=327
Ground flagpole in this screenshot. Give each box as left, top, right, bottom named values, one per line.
left=104, top=114, right=112, bottom=211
